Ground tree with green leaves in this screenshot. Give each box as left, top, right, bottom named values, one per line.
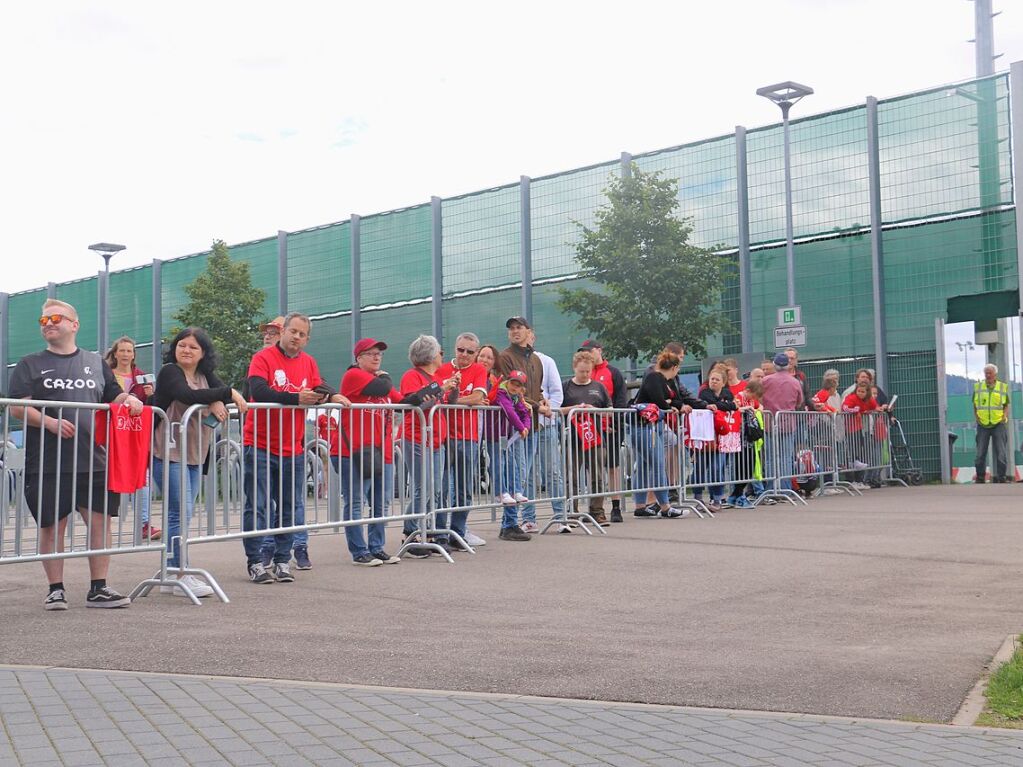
left=557, top=164, right=734, bottom=363
left=172, top=239, right=268, bottom=387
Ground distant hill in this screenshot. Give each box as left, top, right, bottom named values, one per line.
left=947, top=373, right=1022, bottom=396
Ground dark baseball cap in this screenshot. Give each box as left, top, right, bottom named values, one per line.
left=772, top=352, right=789, bottom=368
left=505, top=316, right=531, bottom=329
left=578, top=339, right=602, bottom=351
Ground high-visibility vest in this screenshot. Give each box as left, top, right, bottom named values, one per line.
left=974, top=380, right=1009, bottom=427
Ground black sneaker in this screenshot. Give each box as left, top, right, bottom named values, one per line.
left=293, top=546, right=312, bottom=570
left=401, top=538, right=432, bottom=558
left=248, top=562, right=274, bottom=584
left=271, top=562, right=295, bottom=583
left=371, top=550, right=400, bottom=564
left=353, top=554, right=383, bottom=567
left=44, top=589, right=68, bottom=611
left=660, top=506, right=687, bottom=519
left=633, top=506, right=658, bottom=518
left=85, top=586, right=131, bottom=608
left=499, top=525, right=531, bottom=541
left=610, top=508, right=624, bottom=523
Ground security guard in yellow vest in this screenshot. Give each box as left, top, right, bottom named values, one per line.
left=973, top=364, right=1010, bottom=483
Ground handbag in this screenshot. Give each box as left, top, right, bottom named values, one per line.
left=339, top=418, right=384, bottom=479
left=742, top=410, right=764, bottom=442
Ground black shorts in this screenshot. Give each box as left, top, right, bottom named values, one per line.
left=23, top=473, right=121, bottom=529
left=605, top=432, right=623, bottom=468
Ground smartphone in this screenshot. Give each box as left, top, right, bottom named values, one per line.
left=202, top=413, right=222, bottom=428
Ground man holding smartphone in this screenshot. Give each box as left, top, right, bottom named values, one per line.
left=242, top=312, right=349, bottom=582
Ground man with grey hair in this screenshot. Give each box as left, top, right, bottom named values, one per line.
left=973, top=363, right=1010, bottom=483
left=436, top=332, right=488, bottom=546
left=399, top=335, right=459, bottom=556
left=244, top=312, right=348, bottom=582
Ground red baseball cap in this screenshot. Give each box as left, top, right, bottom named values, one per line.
left=353, top=338, right=388, bottom=358
left=506, top=370, right=528, bottom=385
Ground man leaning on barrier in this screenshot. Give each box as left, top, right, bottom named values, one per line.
left=9, top=299, right=145, bottom=611
left=436, top=332, right=488, bottom=548
left=242, top=312, right=349, bottom=584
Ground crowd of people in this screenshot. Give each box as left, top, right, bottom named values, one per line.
left=9, top=300, right=902, bottom=611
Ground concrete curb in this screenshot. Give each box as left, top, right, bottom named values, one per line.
left=0, top=662, right=1015, bottom=734
left=952, top=633, right=1020, bottom=726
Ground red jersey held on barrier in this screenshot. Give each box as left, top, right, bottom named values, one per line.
left=94, top=404, right=154, bottom=492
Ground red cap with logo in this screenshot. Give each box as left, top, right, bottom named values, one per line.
left=506, top=370, right=528, bottom=385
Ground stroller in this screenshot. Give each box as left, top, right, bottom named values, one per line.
left=886, top=399, right=922, bottom=485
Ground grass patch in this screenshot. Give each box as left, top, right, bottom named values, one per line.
left=982, top=636, right=1023, bottom=727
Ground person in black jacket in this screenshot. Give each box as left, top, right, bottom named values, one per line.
left=151, top=328, right=248, bottom=597
left=630, top=351, right=703, bottom=519
left=692, top=368, right=736, bottom=512
left=579, top=340, right=628, bottom=522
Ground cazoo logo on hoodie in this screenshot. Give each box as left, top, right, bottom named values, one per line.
left=43, top=377, right=97, bottom=390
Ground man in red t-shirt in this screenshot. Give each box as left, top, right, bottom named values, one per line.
left=241, top=313, right=348, bottom=583
left=436, top=332, right=487, bottom=546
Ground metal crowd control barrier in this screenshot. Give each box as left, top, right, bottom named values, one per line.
left=835, top=410, right=906, bottom=488
left=681, top=407, right=761, bottom=513
left=430, top=404, right=579, bottom=537
left=131, top=402, right=434, bottom=605
left=769, top=410, right=857, bottom=501
left=0, top=398, right=166, bottom=567
left=561, top=407, right=634, bottom=534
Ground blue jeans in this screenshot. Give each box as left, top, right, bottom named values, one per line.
left=334, top=456, right=393, bottom=559
left=242, top=447, right=305, bottom=565
left=692, top=450, right=726, bottom=502
left=401, top=439, right=444, bottom=538
left=134, top=483, right=151, bottom=525
left=443, top=439, right=479, bottom=541
left=766, top=428, right=797, bottom=491
left=631, top=423, right=668, bottom=507
left=152, top=457, right=200, bottom=569
left=486, top=438, right=522, bottom=530
left=520, top=424, right=565, bottom=523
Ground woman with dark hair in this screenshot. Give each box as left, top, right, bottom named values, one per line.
left=477, top=344, right=501, bottom=391
left=151, top=328, right=247, bottom=597
left=630, top=351, right=702, bottom=519
left=104, top=336, right=160, bottom=540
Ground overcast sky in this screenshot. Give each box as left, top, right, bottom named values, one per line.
left=1, top=0, right=1020, bottom=303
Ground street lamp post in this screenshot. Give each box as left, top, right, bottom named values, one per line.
left=955, top=340, right=976, bottom=380
left=756, top=81, right=813, bottom=307
left=89, top=242, right=125, bottom=352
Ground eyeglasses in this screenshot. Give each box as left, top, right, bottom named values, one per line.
left=39, top=314, right=73, bottom=326
left=360, top=351, right=383, bottom=358
left=455, top=347, right=478, bottom=355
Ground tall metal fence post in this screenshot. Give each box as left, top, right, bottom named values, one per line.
left=736, top=125, right=752, bottom=353
left=47, top=282, right=56, bottom=299
left=0, top=292, right=8, bottom=394
left=1011, top=61, right=1023, bottom=383
left=350, top=214, right=361, bottom=346
left=277, top=230, right=288, bottom=315
left=620, top=151, right=632, bottom=178
left=431, top=196, right=443, bottom=341
left=935, top=318, right=951, bottom=484
left=151, top=259, right=162, bottom=375
left=519, top=176, right=532, bottom=325
left=866, top=96, right=888, bottom=392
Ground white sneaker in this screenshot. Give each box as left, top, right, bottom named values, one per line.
left=852, top=460, right=869, bottom=470
left=160, top=574, right=214, bottom=598
left=853, top=482, right=871, bottom=490
left=521, top=521, right=539, bottom=534
left=513, top=493, right=530, bottom=503
left=465, top=531, right=487, bottom=547
left=500, top=492, right=516, bottom=505
left=552, top=523, right=572, bottom=534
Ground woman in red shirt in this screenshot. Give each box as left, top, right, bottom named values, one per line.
left=338, top=338, right=404, bottom=566
left=398, top=335, right=458, bottom=557
left=841, top=383, right=887, bottom=488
